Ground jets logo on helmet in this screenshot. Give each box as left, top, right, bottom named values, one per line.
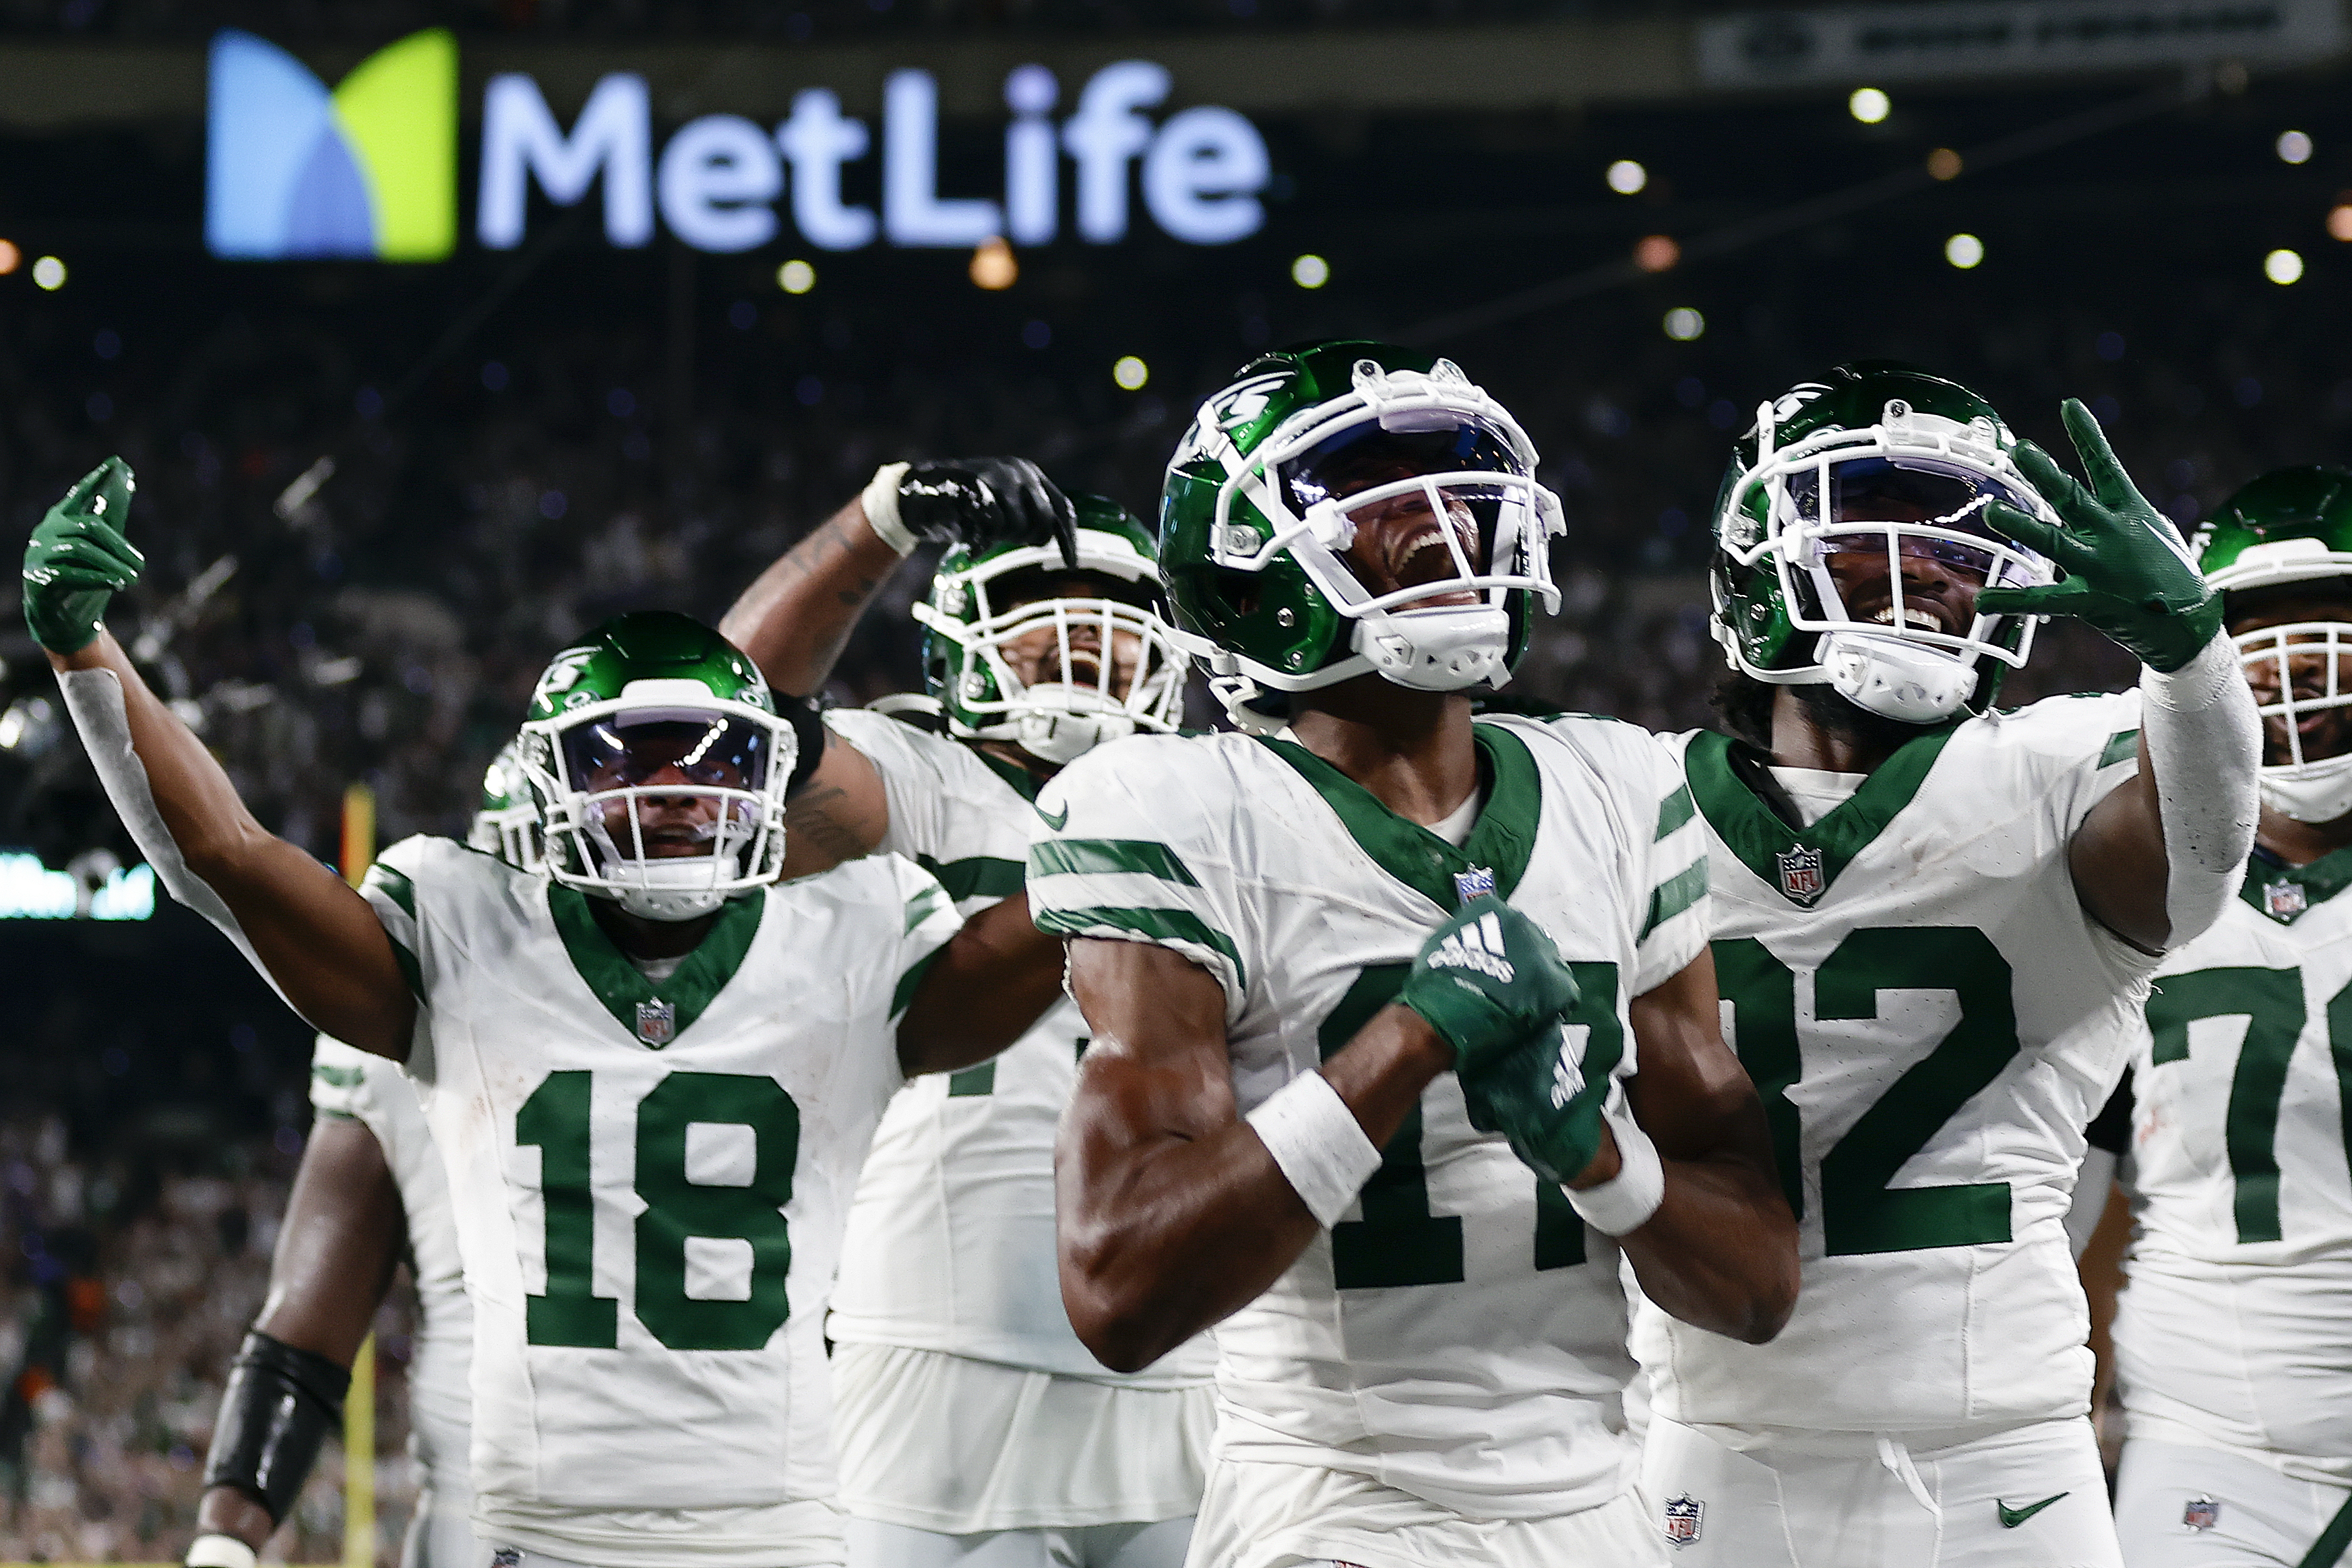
left=2198, top=465, right=2352, bottom=825
left=913, top=493, right=1191, bottom=766
left=466, top=735, right=545, bottom=871
left=1710, top=360, right=2061, bottom=725
left=516, top=612, right=797, bottom=921
left=1160, top=340, right=1566, bottom=731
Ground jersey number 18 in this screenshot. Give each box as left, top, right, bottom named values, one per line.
left=516, top=1069, right=801, bottom=1351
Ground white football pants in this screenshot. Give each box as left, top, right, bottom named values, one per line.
left=1639, top=1413, right=2122, bottom=1568
left=844, top=1515, right=1194, bottom=1568
left=2114, top=1439, right=2352, bottom=1567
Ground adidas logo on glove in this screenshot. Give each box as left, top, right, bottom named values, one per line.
left=1549, top=1026, right=1590, bottom=1108
left=1429, top=912, right=1516, bottom=984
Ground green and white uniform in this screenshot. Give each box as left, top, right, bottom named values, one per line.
left=309, top=1036, right=481, bottom=1568
left=1636, top=693, right=2150, bottom=1567
left=2111, top=848, right=2352, bottom=1566
left=822, top=706, right=1217, bottom=1542
left=359, top=834, right=960, bottom=1568
left=1028, top=715, right=1710, bottom=1566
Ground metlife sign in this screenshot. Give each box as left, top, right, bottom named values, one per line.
left=206, top=30, right=1273, bottom=260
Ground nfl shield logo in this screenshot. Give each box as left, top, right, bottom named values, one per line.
left=635, top=999, right=677, bottom=1047
left=1662, top=1494, right=1704, bottom=1546
left=1775, top=845, right=1826, bottom=904
left=2183, top=1496, right=2220, bottom=1532
left=1454, top=866, right=1497, bottom=903
left=2264, top=881, right=2308, bottom=921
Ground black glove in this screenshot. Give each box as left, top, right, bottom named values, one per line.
left=895, top=458, right=1078, bottom=566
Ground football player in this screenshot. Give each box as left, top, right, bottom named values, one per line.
left=23, top=458, right=1067, bottom=1568
left=185, top=746, right=538, bottom=1568
left=1030, top=340, right=1802, bottom=1568
left=1634, top=363, right=2260, bottom=1567
left=2086, top=467, right=2352, bottom=1567
left=717, top=465, right=1216, bottom=1568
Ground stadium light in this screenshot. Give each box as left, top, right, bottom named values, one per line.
left=1606, top=159, right=1647, bottom=195
left=1663, top=307, right=1705, bottom=342
left=32, top=255, right=65, bottom=290
left=1291, top=253, right=1329, bottom=288
left=2329, top=205, right=2352, bottom=242
left=1945, top=233, right=1985, bottom=270
left=2278, top=131, right=2314, bottom=165
left=1926, top=148, right=1962, bottom=181
left=2266, top=247, right=2305, bottom=284
left=1634, top=234, right=1679, bottom=272
left=777, top=258, right=815, bottom=293
left=1849, top=88, right=1891, bottom=125
left=970, top=236, right=1018, bottom=289
left=1113, top=355, right=1149, bottom=389
left=0, top=240, right=18, bottom=274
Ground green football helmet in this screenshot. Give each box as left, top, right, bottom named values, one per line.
left=466, top=736, right=543, bottom=871
left=2194, top=465, right=2352, bottom=822
left=913, top=493, right=1189, bottom=766
left=516, top=612, right=795, bottom=920
left=1160, top=340, right=1564, bottom=731
left=1710, top=360, right=2061, bottom=724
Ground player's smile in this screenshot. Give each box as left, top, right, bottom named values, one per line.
left=1822, top=548, right=1980, bottom=638
left=2231, top=593, right=2352, bottom=765
left=1342, top=493, right=1486, bottom=606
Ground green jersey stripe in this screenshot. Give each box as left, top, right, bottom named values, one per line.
left=890, top=945, right=946, bottom=1020
left=1656, top=784, right=1697, bottom=841
left=2099, top=729, right=2140, bottom=769
left=1035, top=904, right=1247, bottom=990
left=904, top=881, right=952, bottom=935
left=363, top=862, right=417, bottom=918
left=915, top=853, right=1025, bottom=902
left=1642, top=858, right=1709, bottom=940
left=1028, top=838, right=1202, bottom=887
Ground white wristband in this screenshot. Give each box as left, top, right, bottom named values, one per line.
left=187, top=1535, right=259, bottom=1568
left=1566, top=1102, right=1665, bottom=1236
left=1247, top=1071, right=1384, bottom=1229
left=861, top=462, right=917, bottom=557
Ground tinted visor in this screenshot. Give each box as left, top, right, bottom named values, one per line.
left=1788, top=456, right=2037, bottom=577
left=1279, top=419, right=1524, bottom=515
left=562, top=712, right=771, bottom=793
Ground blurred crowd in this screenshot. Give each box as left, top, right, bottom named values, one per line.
left=0, top=1114, right=421, bottom=1565
left=0, top=240, right=2328, bottom=866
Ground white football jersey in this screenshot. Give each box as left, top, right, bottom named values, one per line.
left=1638, top=694, right=2153, bottom=1433
left=1027, top=714, right=1711, bottom=1520
left=359, top=836, right=960, bottom=1567
left=308, top=1035, right=472, bottom=1484
left=824, top=708, right=1214, bottom=1384
left=2114, top=848, right=2352, bottom=1484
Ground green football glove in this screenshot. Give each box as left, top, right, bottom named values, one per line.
left=1976, top=400, right=2219, bottom=673
left=1456, top=1018, right=1613, bottom=1188
left=23, top=456, right=141, bottom=654
left=1398, top=896, right=1580, bottom=1068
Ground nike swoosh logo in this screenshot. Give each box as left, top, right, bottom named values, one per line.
left=1036, top=802, right=1069, bottom=831
left=1997, top=1493, right=2069, bottom=1528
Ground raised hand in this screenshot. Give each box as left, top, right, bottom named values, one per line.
left=893, top=458, right=1078, bottom=566
left=1976, top=400, right=2219, bottom=672
left=23, top=456, right=142, bottom=654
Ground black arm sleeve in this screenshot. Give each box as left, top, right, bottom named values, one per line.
left=2086, top=1067, right=2135, bottom=1157
left=202, top=1331, right=350, bottom=1524
left=782, top=693, right=827, bottom=798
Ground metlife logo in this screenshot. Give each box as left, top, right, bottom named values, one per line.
left=207, top=31, right=1274, bottom=261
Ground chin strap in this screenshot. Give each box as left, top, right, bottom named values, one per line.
left=2261, top=751, right=2352, bottom=824
left=2140, top=633, right=2262, bottom=947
